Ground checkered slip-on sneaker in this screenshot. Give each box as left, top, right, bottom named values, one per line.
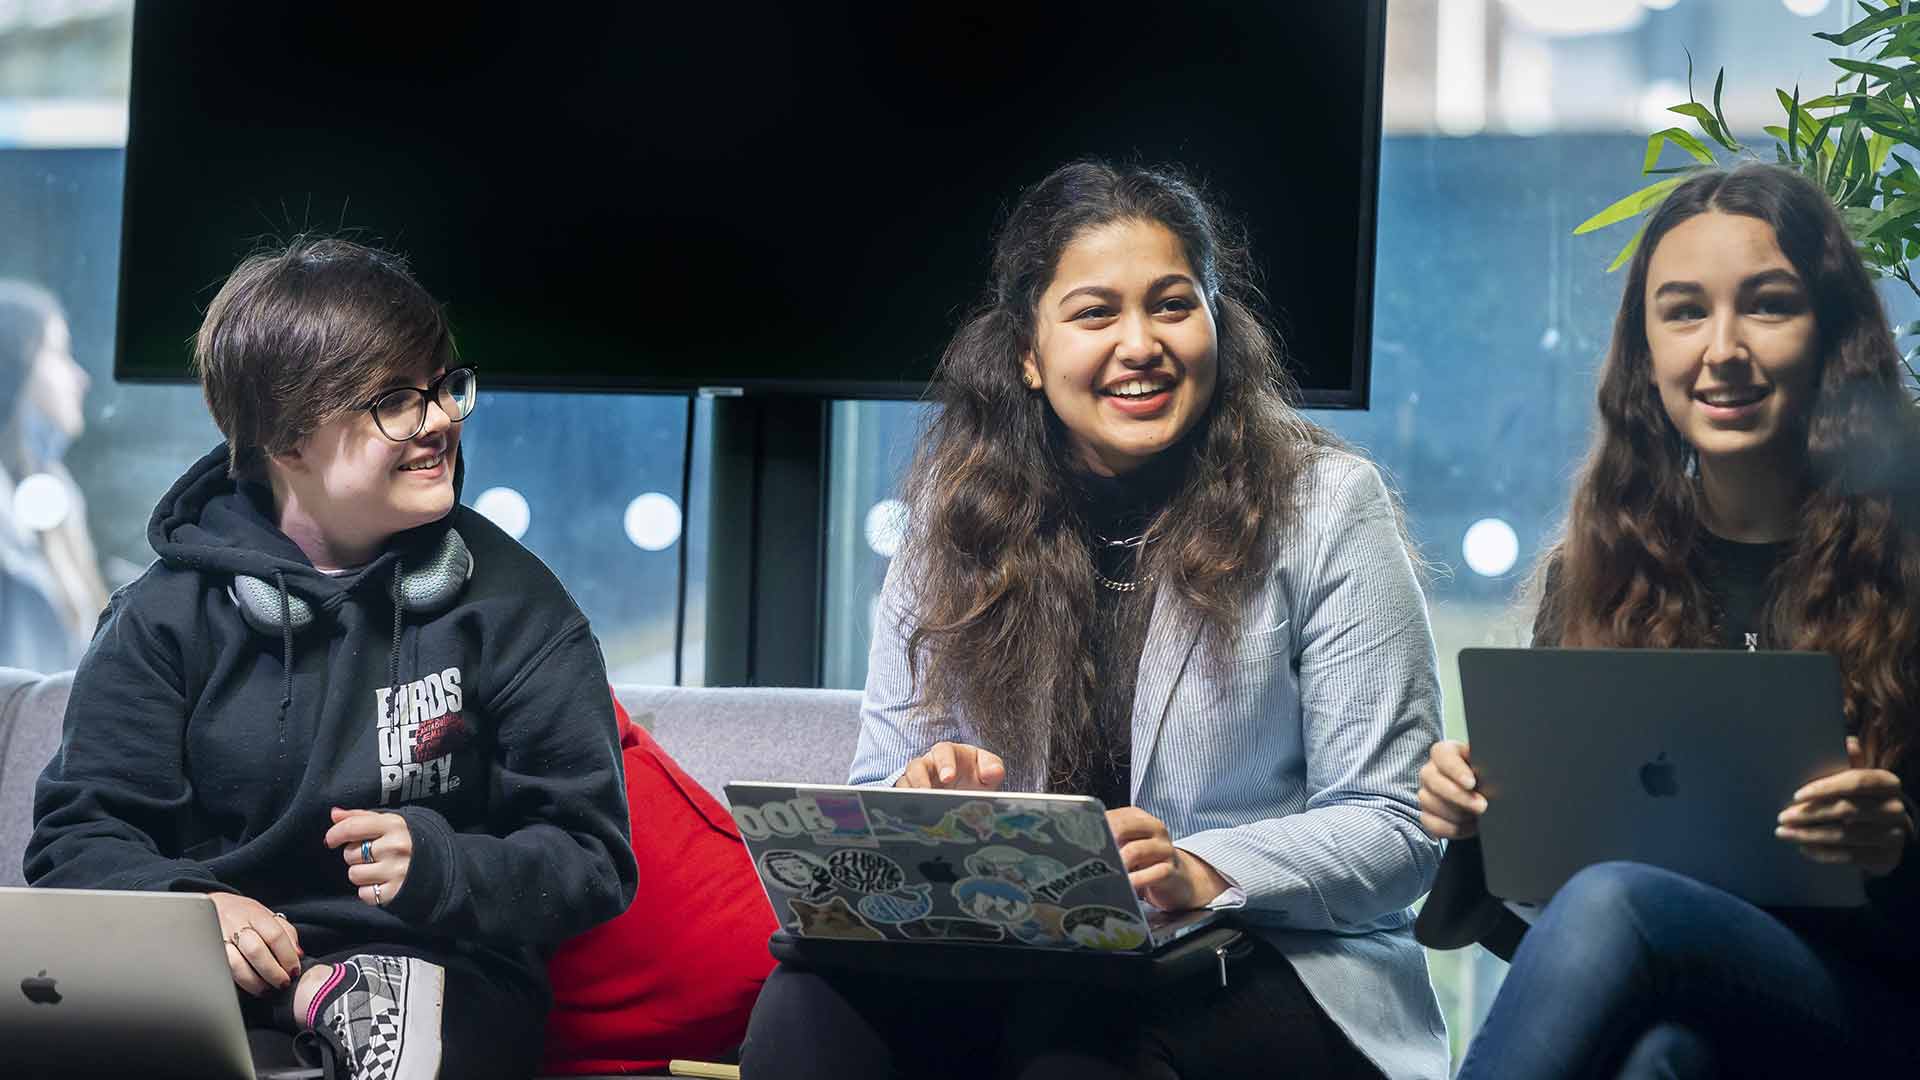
left=296, top=954, right=446, bottom=1080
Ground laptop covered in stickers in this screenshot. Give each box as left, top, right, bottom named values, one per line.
left=725, top=783, right=1237, bottom=985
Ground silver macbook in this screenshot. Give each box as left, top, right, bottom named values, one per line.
left=1458, top=648, right=1865, bottom=908
left=725, top=783, right=1220, bottom=953
left=0, top=888, right=257, bottom=1079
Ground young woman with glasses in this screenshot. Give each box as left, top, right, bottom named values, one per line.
left=26, top=237, right=637, bottom=1080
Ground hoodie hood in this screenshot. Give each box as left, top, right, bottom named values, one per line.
left=150, top=444, right=467, bottom=607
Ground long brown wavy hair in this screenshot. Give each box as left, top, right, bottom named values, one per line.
left=1539, top=163, right=1920, bottom=768
left=897, top=160, right=1341, bottom=776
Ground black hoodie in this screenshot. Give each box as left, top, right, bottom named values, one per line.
left=26, top=445, right=639, bottom=1000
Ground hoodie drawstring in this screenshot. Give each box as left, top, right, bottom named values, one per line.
left=273, top=570, right=293, bottom=723
left=388, top=557, right=405, bottom=707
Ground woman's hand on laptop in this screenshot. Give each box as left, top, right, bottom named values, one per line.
left=1775, top=737, right=1915, bottom=878
left=896, top=741, right=1006, bottom=790
left=1418, top=739, right=1487, bottom=840
left=209, top=891, right=303, bottom=996
left=1108, top=806, right=1228, bottom=911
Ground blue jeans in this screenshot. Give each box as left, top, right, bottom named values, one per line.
left=1456, top=862, right=1919, bottom=1078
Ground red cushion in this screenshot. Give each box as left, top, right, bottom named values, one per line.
left=541, top=695, right=776, bottom=1074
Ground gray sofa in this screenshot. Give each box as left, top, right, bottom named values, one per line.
left=0, top=666, right=865, bottom=1077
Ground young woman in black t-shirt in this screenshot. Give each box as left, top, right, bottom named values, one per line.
left=1417, top=163, right=1920, bottom=1075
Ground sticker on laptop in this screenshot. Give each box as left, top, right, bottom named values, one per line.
left=760, top=849, right=834, bottom=900
left=869, top=800, right=1055, bottom=845
left=826, top=848, right=906, bottom=894
left=733, top=794, right=875, bottom=847
left=1008, top=901, right=1071, bottom=946
left=856, top=883, right=934, bottom=925
left=789, top=896, right=885, bottom=941
left=952, top=876, right=1034, bottom=925
left=1051, top=806, right=1112, bottom=854
left=965, top=845, right=1068, bottom=889
left=1032, top=858, right=1121, bottom=904
left=1062, top=905, right=1150, bottom=952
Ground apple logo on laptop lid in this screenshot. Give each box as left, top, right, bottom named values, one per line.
left=1639, top=753, right=1679, bottom=798
left=20, top=970, right=61, bottom=1006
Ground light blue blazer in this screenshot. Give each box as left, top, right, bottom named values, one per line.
left=852, top=450, right=1450, bottom=1079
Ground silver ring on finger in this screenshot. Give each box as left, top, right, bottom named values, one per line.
left=372, top=882, right=383, bottom=906
left=361, top=840, right=374, bottom=865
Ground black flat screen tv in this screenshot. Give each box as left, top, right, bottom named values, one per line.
left=118, top=1, right=1387, bottom=405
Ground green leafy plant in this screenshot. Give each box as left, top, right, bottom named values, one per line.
left=1577, top=0, right=1920, bottom=389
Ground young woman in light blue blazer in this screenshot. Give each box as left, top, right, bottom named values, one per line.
left=740, top=161, right=1449, bottom=1079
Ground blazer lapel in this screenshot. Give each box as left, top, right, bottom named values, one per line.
left=1130, top=586, right=1202, bottom=802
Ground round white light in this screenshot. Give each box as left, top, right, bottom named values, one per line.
left=624, top=492, right=683, bottom=552
left=1782, top=0, right=1830, bottom=16
left=1637, top=79, right=1690, bottom=135
left=1462, top=518, right=1520, bottom=578
left=864, top=499, right=909, bottom=559
left=473, top=486, right=530, bottom=540
left=12, top=472, right=70, bottom=532
left=1641, top=0, right=1680, bottom=10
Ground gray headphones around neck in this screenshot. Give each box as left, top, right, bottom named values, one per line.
left=228, top=527, right=474, bottom=637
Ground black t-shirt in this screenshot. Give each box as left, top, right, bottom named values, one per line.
left=1698, top=530, right=1790, bottom=650
left=1057, top=452, right=1186, bottom=810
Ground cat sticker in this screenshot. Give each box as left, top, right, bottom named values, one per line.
left=789, top=896, right=885, bottom=941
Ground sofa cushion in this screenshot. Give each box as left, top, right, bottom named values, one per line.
left=0, top=668, right=68, bottom=887
left=541, top=696, right=778, bottom=1075
left=618, top=685, right=864, bottom=799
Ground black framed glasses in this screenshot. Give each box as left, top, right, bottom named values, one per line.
left=364, top=366, right=479, bottom=442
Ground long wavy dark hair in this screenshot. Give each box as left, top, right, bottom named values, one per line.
left=1538, top=163, right=1920, bottom=768
left=897, top=160, right=1341, bottom=777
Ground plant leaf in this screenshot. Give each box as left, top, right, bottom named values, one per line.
left=1832, top=57, right=1908, bottom=85
left=1787, top=86, right=1803, bottom=163
left=1667, top=102, right=1732, bottom=147
left=1608, top=221, right=1649, bottom=273
left=1870, top=131, right=1895, bottom=173
left=1574, top=176, right=1687, bottom=236
left=1814, top=7, right=1920, bottom=47
left=1643, top=127, right=1718, bottom=171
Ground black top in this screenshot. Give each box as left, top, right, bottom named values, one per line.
left=1056, top=451, right=1187, bottom=810
left=1416, top=533, right=1920, bottom=985
left=25, top=445, right=639, bottom=1001
left=1699, top=530, right=1790, bottom=650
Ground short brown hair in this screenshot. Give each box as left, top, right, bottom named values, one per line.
left=194, top=236, right=456, bottom=479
